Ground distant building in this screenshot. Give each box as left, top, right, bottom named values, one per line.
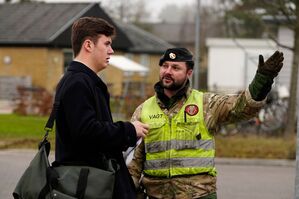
left=147, top=22, right=196, bottom=51
left=141, top=22, right=213, bottom=90
left=0, top=2, right=173, bottom=98
left=206, top=38, right=279, bottom=93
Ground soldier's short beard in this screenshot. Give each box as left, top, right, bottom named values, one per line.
left=160, top=77, right=187, bottom=91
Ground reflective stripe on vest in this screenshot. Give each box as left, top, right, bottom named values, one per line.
left=141, top=90, right=216, bottom=177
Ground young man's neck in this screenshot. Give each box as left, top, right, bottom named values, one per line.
left=74, top=56, right=98, bottom=74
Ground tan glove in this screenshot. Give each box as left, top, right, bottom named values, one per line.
left=257, top=51, right=284, bottom=78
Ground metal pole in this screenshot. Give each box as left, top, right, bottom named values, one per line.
left=295, top=64, right=299, bottom=199
left=193, top=0, right=200, bottom=90
left=244, top=52, right=248, bottom=89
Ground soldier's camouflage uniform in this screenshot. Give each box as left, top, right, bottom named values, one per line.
left=128, top=86, right=265, bottom=199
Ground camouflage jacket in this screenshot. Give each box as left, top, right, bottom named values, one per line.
left=128, top=87, right=265, bottom=199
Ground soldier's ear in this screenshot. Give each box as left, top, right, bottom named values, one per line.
left=187, top=69, right=193, bottom=78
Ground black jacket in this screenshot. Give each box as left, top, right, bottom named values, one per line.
left=55, top=61, right=137, bottom=199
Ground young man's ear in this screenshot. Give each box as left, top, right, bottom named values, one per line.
left=82, top=39, right=93, bottom=52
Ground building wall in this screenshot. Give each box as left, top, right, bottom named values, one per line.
left=0, top=47, right=63, bottom=92
left=206, top=38, right=277, bottom=93
left=101, top=64, right=124, bottom=96
left=102, top=52, right=161, bottom=97
left=0, top=47, right=163, bottom=97
left=147, top=55, right=161, bottom=85
left=124, top=53, right=160, bottom=96
left=105, top=53, right=161, bottom=96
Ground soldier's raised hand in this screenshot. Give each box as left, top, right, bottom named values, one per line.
left=257, top=51, right=284, bottom=78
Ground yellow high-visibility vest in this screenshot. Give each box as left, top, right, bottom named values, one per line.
left=141, top=90, right=216, bottom=177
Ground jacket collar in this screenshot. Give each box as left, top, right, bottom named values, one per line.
left=67, top=61, right=107, bottom=88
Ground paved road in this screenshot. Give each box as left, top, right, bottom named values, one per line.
left=0, top=149, right=296, bottom=199
left=217, top=159, right=295, bottom=199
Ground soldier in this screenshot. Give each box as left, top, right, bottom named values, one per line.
left=128, top=48, right=284, bottom=199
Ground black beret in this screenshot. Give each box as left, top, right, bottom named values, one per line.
left=159, top=48, right=193, bottom=66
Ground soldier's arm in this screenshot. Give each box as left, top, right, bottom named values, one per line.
left=128, top=104, right=145, bottom=188
left=204, top=51, right=284, bottom=130
left=204, top=89, right=264, bottom=129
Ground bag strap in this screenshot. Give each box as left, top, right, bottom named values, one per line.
left=76, top=168, right=90, bottom=199
left=41, top=72, right=100, bottom=144
left=41, top=74, right=70, bottom=145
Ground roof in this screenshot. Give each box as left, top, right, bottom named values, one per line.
left=109, top=55, right=148, bottom=75
left=0, top=2, right=173, bottom=54
left=145, top=22, right=196, bottom=44
left=0, top=3, right=88, bottom=44
left=115, top=21, right=174, bottom=54
left=0, top=2, right=131, bottom=49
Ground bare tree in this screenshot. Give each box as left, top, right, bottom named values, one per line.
left=260, top=0, right=298, bottom=138
left=282, top=0, right=298, bottom=138
left=219, top=0, right=298, bottom=137
left=101, top=0, right=150, bottom=24
left=158, top=4, right=183, bottom=23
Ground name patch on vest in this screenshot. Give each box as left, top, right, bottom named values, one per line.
left=185, top=104, right=199, bottom=116
left=149, top=114, right=163, bottom=119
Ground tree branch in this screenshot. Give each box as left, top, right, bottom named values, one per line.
left=277, top=0, right=296, bottom=28
left=260, top=0, right=295, bottom=30
left=268, top=34, right=294, bottom=51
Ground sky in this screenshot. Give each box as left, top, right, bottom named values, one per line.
left=0, top=0, right=213, bottom=22
left=39, top=0, right=197, bottom=7
left=99, top=0, right=198, bottom=22
left=0, top=0, right=206, bottom=21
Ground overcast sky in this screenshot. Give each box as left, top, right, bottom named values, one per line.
left=98, top=0, right=212, bottom=22
left=100, top=0, right=197, bottom=22
left=0, top=0, right=212, bottom=22
left=0, top=0, right=211, bottom=7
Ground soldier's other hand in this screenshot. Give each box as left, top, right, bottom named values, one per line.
left=132, top=121, right=149, bottom=139
left=257, top=51, right=284, bottom=78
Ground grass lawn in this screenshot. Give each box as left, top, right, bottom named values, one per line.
left=215, top=134, right=296, bottom=160
left=0, top=114, right=296, bottom=159
left=0, top=114, right=54, bottom=149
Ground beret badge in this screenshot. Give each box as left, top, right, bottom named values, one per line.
left=169, top=53, right=176, bottom=59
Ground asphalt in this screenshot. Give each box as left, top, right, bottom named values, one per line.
left=0, top=149, right=296, bottom=199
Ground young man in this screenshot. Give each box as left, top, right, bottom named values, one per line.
left=128, top=48, right=284, bottom=199
left=54, top=17, right=148, bottom=199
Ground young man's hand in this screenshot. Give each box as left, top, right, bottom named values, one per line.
left=257, top=51, right=284, bottom=78
left=132, top=121, right=149, bottom=139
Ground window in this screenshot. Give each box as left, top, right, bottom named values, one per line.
left=63, top=49, right=73, bottom=72
left=140, top=54, right=149, bottom=68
